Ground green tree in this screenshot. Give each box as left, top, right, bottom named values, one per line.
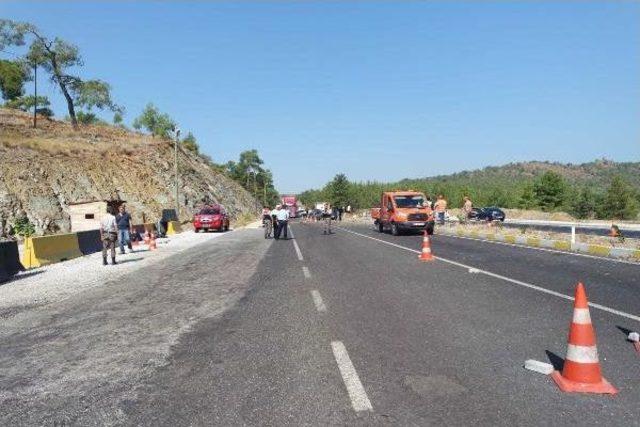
left=74, top=79, right=121, bottom=121
left=326, top=173, right=351, bottom=207
left=570, top=187, right=598, bottom=219
left=182, top=131, right=199, bottom=154
left=533, top=171, right=565, bottom=211
left=517, top=184, right=536, bottom=209
left=113, top=111, right=124, bottom=126
left=0, top=59, right=28, bottom=100
left=0, top=20, right=119, bottom=129
left=599, top=176, right=639, bottom=220
left=225, top=150, right=278, bottom=205
left=5, top=94, right=50, bottom=111
left=132, top=103, right=176, bottom=138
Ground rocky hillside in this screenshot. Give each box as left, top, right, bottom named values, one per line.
left=0, top=108, right=259, bottom=236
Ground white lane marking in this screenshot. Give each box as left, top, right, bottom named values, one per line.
left=311, top=290, right=327, bottom=312
left=331, top=341, right=373, bottom=412
left=442, top=233, right=640, bottom=266
left=303, top=266, right=311, bottom=279
left=288, top=226, right=304, bottom=261
left=337, top=226, right=640, bottom=323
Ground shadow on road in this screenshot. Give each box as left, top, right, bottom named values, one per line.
left=545, top=350, right=564, bottom=371
left=1, top=269, right=45, bottom=286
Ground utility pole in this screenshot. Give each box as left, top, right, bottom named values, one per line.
left=174, top=128, right=181, bottom=217
left=33, top=62, right=37, bottom=128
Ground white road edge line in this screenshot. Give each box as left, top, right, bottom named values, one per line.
left=331, top=341, right=373, bottom=412
left=288, top=226, right=304, bottom=261
left=303, top=266, right=312, bottom=279
left=311, top=290, right=327, bottom=312
left=337, top=226, right=640, bottom=323
left=443, top=233, right=640, bottom=266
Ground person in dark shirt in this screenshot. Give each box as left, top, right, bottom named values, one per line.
left=115, top=204, right=134, bottom=254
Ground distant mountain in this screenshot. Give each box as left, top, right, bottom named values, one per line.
left=399, top=159, right=640, bottom=191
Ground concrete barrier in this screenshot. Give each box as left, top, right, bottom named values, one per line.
left=439, top=226, right=640, bottom=261
left=21, top=233, right=83, bottom=268
left=0, top=240, right=24, bottom=282
left=76, top=229, right=102, bottom=255
left=166, top=221, right=182, bottom=235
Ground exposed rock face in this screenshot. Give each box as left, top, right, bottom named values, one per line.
left=0, top=109, right=259, bottom=237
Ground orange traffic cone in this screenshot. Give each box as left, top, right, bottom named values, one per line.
left=551, top=282, right=617, bottom=394
left=418, top=231, right=434, bottom=262
left=149, top=233, right=157, bottom=251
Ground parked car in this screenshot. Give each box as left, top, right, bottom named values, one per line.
left=470, top=207, right=506, bottom=222
left=193, top=205, right=230, bottom=232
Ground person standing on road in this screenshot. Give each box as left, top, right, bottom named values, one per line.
left=323, top=203, right=333, bottom=235
left=100, top=205, right=118, bottom=265
left=116, top=204, right=134, bottom=254
left=462, top=196, right=473, bottom=221
left=274, top=204, right=290, bottom=240
left=434, top=194, right=447, bottom=225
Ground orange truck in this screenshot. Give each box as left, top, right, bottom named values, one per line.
left=371, top=191, right=435, bottom=236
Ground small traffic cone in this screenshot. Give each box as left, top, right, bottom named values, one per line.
left=149, top=233, right=157, bottom=251
left=551, top=282, right=617, bottom=394
left=418, top=231, right=434, bottom=262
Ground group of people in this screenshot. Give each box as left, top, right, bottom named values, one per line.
left=422, top=194, right=473, bottom=224
left=262, top=204, right=290, bottom=240
left=99, top=204, right=135, bottom=265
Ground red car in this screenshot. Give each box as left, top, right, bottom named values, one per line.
left=193, top=205, right=230, bottom=232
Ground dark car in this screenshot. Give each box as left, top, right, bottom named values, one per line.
left=472, top=207, right=506, bottom=222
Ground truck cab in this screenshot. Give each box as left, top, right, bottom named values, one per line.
left=371, top=191, right=434, bottom=236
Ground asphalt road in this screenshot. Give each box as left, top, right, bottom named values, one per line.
left=2, top=221, right=639, bottom=426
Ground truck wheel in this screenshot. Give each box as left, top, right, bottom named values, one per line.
left=391, top=222, right=399, bottom=236
left=377, top=222, right=383, bottom=233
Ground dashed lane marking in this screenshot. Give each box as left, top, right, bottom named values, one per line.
left=331, top=341, right=373, bottom=412
left=288, top=226, right=304, bottom=261
left=303, top=266, right=311, bottom=278
left=311, top=290, right=327, bottom=312
left=337, top=226, right=640, bottom=323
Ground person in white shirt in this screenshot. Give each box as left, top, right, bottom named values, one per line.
left=100, top=205, right=119, bottom=265
left=273, top=204, right=290, bottom=240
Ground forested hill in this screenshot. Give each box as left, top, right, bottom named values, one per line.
left=299, top=160, right=640, bottom=220
left=406, top=160, right=640, bottom=190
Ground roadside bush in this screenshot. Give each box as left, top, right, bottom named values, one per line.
left=13, top=216, right=35, bottom=238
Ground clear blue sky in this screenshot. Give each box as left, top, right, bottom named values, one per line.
left=3, top=1, right=639, bottom=193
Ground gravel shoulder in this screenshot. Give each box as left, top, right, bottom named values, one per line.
left=0, top=224, right=270, bottom=426
left=0, top=223, right=260, bottom=316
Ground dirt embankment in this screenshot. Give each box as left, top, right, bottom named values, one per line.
left=0, top=108, right=259, bottom=236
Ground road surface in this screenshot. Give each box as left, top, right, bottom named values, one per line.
left=1, top=221, right=639, bottom=426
